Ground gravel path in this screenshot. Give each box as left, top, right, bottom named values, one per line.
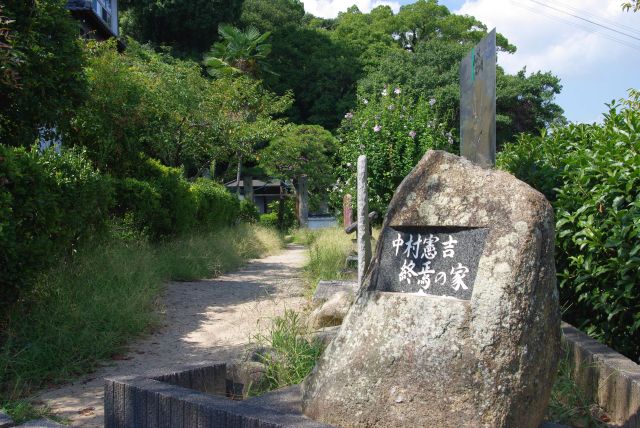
left=35, top=244, right=308, bottom=427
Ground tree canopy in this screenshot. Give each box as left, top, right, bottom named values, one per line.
left=0, top=0, right=86, bottom=147
left=203, top=24, right=274, bottom=78
left=119, top=0, right=243, bottom=56
left=623, top=0, right=640, bottom=12
left=119, top=0, right=564, bottom=140
left=239, top=0, right=305, bottom=32
left=260, top=124, right=336, bottom=185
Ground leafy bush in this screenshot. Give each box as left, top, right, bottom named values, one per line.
left=239, top=199, right=260, bottom=223
left=137, top=158, right=197, bottom=238
left=334, top=88, right=454, bottom=215
left=259, top=212, right=278, bottom=228
left=499, top=99, right=640, bottom=361
left=191, top=178, right=239, bottom=229
left=113, top=178, right=163, bottom=237
left=70, top=41, right=223, bottom=176
left=116, top=170, right=238, bottom=239
left=0, top=146, right=113, bottom=306
left=259, top=199, right=297, bottom=231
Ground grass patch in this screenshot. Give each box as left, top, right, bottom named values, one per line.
left=0, top=400, right=65, bottom=425
left=0, top=224, right=282, bottom=406
left=305, top=227, right=355, bottom=294
left=156, top=224, right=283, bottom=281
left=547, top=349, right=607, bottom=427
left=250, top=310, right=323, bottom=396
left=288, top=228, right=318, bottom=246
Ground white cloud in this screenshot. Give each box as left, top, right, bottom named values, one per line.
left=456, top=0, right=640, bottom=76
left=301, top=0, right=401, bottom=18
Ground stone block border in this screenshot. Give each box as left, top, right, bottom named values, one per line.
left=103, top=327, right=638, bottom=427
left=104, top=361, right=331, bottom=428
left=562, top=322, right=640, bottom=427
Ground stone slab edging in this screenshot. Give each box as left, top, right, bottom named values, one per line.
left=104, top=360, right=573, bottom=428
left=104, top=361, right=332, bottom=428
left=562, top=322, right=640, bottom=427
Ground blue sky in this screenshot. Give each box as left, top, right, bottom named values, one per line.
left=301, top=0, right=640, bottom=123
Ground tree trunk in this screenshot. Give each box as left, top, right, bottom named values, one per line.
left=297, top=175, right=309, bottom=228
left=277, top=181, right=285, bottom=231
left=235, top=153, right=242, bottom=197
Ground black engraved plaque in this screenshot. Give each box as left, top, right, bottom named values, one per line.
left=375, top=226, right=488, bottom=300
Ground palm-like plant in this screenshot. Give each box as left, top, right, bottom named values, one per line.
left=204, top=24, right=273, bottom=79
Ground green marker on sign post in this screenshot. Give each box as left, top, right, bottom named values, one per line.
left=471, top=47, right=475, bottom=82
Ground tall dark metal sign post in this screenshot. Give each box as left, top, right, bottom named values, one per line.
left=460, top=29, right=496, bottom=168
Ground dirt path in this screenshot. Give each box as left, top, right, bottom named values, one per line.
left=36, top=244, right=308, bottom=427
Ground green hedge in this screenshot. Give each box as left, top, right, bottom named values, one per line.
left=498, top=100, right=640, bottom=361
left=0, top=146, right=245, bottom=306
left=191, top=178, right=239, bottom=229
left=259, top=199, right=297, bottom=231
left=113, top=177, right=163, bottom=237
left=114, top=160, right=239, bottom=240
left=238, top=199, right=260, bottom=224
left=0, top=146, right=113, bottom=306
left=137, top=158, right=197, bottom=237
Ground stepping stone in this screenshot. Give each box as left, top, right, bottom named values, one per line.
left=312, top=280, right=357, bottom=304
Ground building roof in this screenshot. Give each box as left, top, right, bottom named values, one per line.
left=224, top=179, right=286, bottom=188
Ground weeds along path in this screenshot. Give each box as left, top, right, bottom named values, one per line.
left=35, top=244, right=308, bottom=427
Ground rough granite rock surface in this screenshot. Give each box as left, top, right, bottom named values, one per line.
left=302, top=150, right=560, bottom=428
left=308, top=291, right=354, bottom=329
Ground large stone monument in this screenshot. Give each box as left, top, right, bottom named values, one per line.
left=302, top=150, right=560, bottom=427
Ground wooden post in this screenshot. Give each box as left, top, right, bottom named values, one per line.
left=343, top=194, right=353, bottom=227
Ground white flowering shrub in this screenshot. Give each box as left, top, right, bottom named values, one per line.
left=332, top=86, right=454, bottom=216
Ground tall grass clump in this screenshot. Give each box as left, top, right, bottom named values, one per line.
left=306, top=227, right=354, bottom=293
left=251, top=310, right=323, bottom=396
left=0, top=237, right=162, bottom=402
left=156, top=224, right=283, bottom=281
left=0, top=224, right=283, bottom=403
left=289, top=228, right=319, bottom=246
left=546, top=350, right=607, bottom=427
